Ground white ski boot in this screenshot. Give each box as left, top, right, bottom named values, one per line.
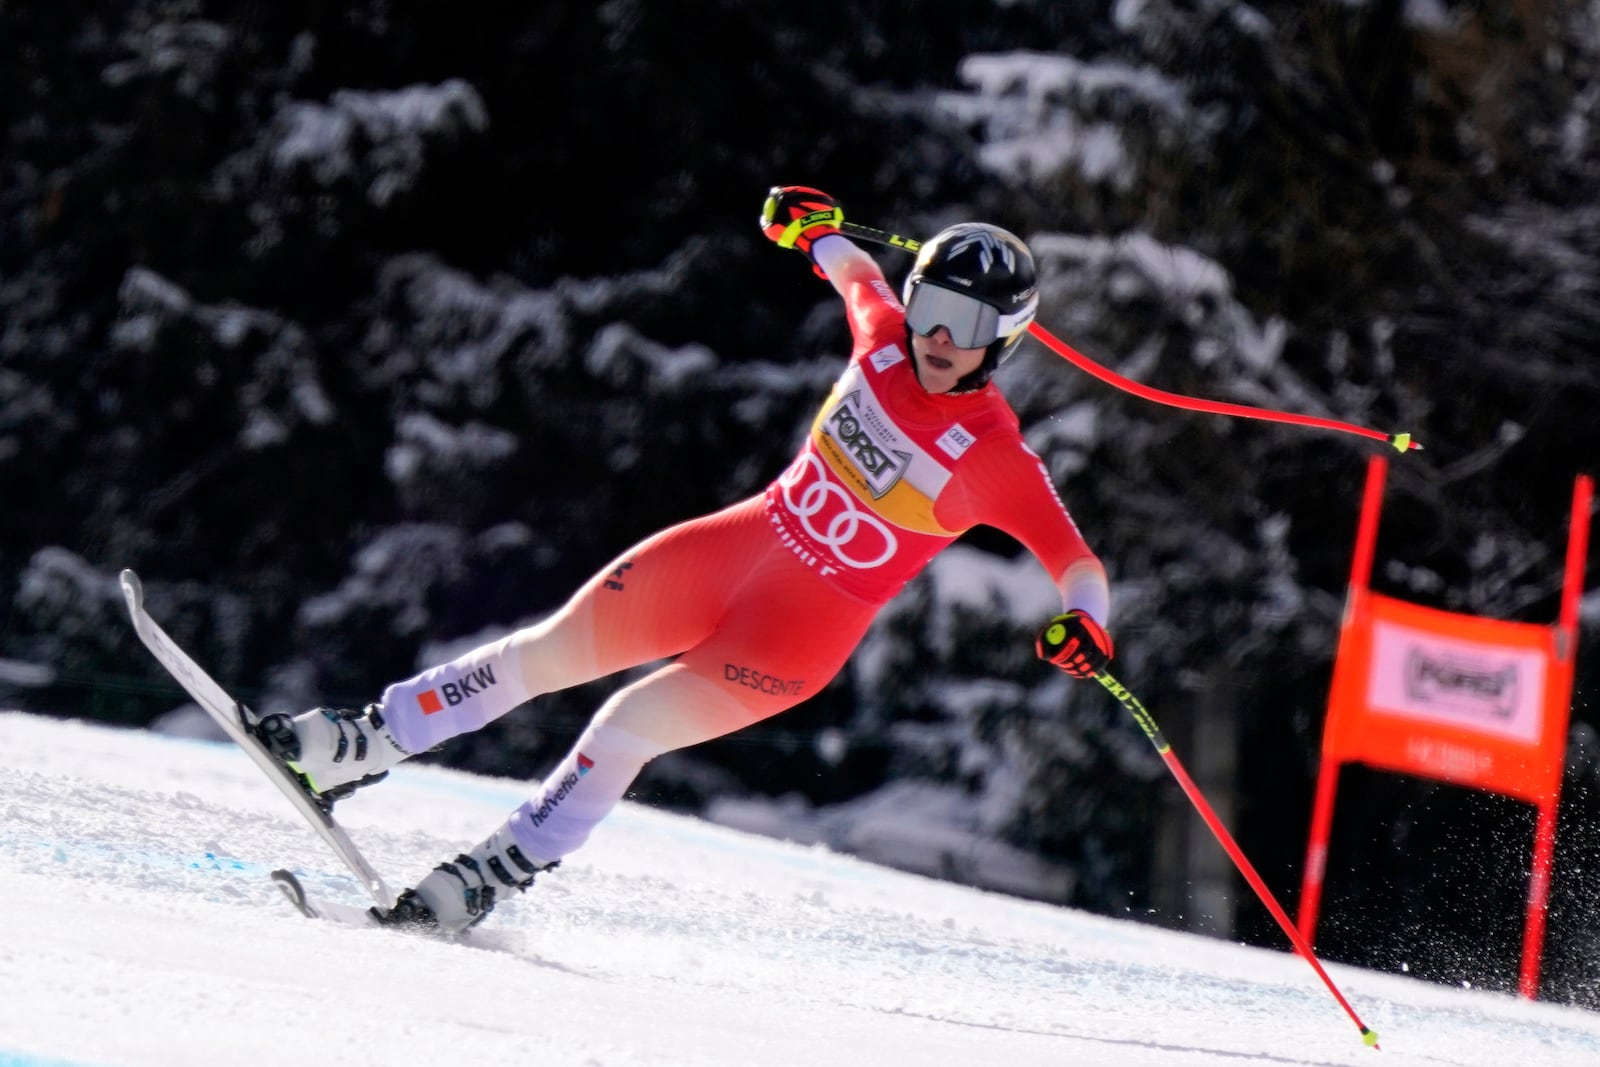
left=381, top=826, right=557, bottom=934
left=257, top=704, right=409, bottom=803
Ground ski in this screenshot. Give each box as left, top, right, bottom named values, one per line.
left=271, top=869, right=454, bottom=936
left=119, top=569, right=394, bottom=908
left=271, top=868, right=384, bottom=928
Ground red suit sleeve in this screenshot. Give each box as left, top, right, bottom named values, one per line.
left=935, top=436, right=1111, bottom=623
left=812, top=235, right=904, bottom=344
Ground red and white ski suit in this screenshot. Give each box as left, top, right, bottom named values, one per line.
left=379, top=237, right=1109, bottom=864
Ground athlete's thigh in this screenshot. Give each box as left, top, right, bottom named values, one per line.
left=597, top=583, right=878, bottom=752
left=550, top=494, right=776, bottom=677
left=674, top=552, right=880, bottom=725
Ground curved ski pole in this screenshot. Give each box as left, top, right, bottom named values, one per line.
left=1093, top=670, right=1380, bottom=1050
left=839, top=220, right=1419, bottom=453
left=1023, top=324, right=1415, bottom=453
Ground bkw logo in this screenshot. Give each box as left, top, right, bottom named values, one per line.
left=417, top=665, right=498, bottom=715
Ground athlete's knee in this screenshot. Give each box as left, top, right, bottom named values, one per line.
left=592, top=667, right=755, bottom=753
left=503, top=607, right=601, bottom=696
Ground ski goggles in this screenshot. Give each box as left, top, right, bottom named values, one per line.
left=904, top=283, right=1034, bottom=350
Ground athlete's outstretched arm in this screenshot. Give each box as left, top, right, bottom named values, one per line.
left=811, top=233, right=892, bottom=312
left=939, top=437, right=1112, bottom=627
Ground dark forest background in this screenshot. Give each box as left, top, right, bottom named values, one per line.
left=4, top=0, right=1600, bottom=1005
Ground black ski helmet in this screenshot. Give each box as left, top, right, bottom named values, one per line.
left=902, top=222, right=1039, bottom=390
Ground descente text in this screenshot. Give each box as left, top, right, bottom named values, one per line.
left=724, top=664, right=806, bottom=698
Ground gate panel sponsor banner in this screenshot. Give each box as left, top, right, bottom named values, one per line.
left=1369, top=616, right=1543, bottom=745
left=1324, top=591, right=1563, bottom=804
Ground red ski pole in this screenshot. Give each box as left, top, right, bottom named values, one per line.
left=1024, top=322, right=1417, bottom=454
left=839, top=220, right=1420, bottom=454
left=1094, top=670, right=1381, bottom=1050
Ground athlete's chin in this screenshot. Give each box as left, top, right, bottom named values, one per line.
left=916, top=361, right=958, bottom=394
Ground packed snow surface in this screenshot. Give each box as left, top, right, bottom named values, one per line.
left=4, top=712, right=1599, bottom=1066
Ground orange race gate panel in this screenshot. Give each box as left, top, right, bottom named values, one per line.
left=1322, top=591, right=1570, bottom=806
left=1297, top=455, right=1590, bottom=999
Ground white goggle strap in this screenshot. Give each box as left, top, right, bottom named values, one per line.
left=996, top=295, right=1039, bottom=339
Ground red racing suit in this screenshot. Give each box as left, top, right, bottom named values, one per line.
left=378, top=240, right=1109, bottom=863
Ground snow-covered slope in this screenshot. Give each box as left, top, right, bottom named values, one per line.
left=3, top=712, right=1598, bottom=1067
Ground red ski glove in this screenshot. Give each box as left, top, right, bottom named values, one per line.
left=760, top=185, right=844, bottom=257
left=1036, top=611, right=1114, bottom=679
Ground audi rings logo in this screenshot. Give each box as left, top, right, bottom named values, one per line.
left=779, top=453, right=898, bottom=569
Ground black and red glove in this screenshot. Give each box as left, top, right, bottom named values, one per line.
left=760, top=185, right=844, bottom=258
left=1036, top=611, right=1114, bottom=679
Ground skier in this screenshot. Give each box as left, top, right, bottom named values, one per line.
left=258, top=186, right=1116, bottom=932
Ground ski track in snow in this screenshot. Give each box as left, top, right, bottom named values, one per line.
left=3, top=712, right=1600, bottom=1066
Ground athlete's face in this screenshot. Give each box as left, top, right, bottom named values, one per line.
left=910, top=327, right=987, bottom=394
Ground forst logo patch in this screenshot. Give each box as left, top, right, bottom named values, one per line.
left=824, top=390, right=911, bottom=499
left=416, top=665, right=499, bottom=715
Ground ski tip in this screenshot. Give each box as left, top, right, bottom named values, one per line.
left=119, top=569, right=144, bottom=608
left=270, top=868, right=316, bottom=918
left=271, top=871, right=395, bottom=929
